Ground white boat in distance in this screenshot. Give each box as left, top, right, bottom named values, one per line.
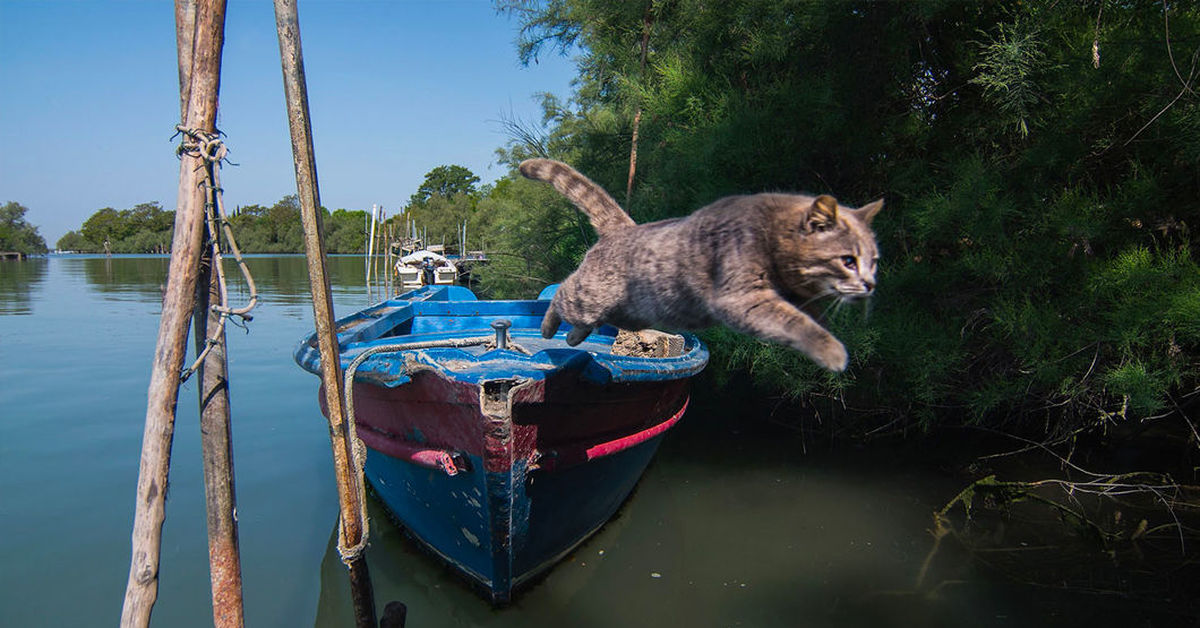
left=395, top=250, right=459, bottom=289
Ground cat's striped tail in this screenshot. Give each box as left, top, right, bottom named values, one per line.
left=519, top=159, right=635, bottom=237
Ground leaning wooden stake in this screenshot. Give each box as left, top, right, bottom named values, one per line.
left=274, top=1, right=378, bottom=626
left=194, top=234, right=246, bottom=628
left=121, top=1, right=227, bottom=626
left=176, top=0, right=247, bottom=624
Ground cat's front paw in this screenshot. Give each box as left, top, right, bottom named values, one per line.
left=811, top=338, right=848, bottom=372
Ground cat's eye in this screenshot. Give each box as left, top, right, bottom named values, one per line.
left=841, top=256, right=857, bottom=270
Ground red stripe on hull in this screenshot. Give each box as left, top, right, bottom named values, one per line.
left=324, top=373, right=690, bottom=474
left=585, top=397, right=689, bottom=460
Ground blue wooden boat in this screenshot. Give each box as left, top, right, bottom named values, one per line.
left=294, top=285, right=708, bottom=603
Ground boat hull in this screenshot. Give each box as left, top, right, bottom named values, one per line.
left=321, top=371, right=690, bottom=602
left=297, top=285, right=707, bottom=603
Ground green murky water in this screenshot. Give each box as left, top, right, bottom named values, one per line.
left=1, top=256, right=1191, bottom=627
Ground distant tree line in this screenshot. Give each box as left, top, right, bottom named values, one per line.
left=57, top=202, right=174, bottom=254
left=56, top=197, right=372, bottom=255
left=0, top=202, right=48, bottom=254
left=226, top=196, right=369, bottom=254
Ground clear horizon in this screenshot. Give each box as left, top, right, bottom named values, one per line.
left=0, top=1, right=578, bottom=245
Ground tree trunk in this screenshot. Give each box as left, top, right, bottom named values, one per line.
left=625, top=6, right=653, bottom=207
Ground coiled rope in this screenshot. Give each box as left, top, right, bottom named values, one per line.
left=175, top=126, right=259, bottom=382
left=334, top=335, right=493, bottom=564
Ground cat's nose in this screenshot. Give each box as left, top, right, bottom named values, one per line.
left=863, top=280, right=875, bottom=293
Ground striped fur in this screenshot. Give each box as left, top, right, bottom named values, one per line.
left=519, top=159, right=883, bottom=372
left=519, top=159, right=635, bottom=236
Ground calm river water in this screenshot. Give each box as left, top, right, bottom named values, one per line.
left=1, top=255, right=1192, bottom=627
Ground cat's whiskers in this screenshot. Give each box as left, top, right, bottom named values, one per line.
left=831, top=296, right=848, bottom=319
left=814, top=292, right=843, bottom=321
left=795, top=288, right=838, bottom=313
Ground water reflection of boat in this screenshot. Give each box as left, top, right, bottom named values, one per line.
left=394, top=250, right=458, bottom=289
left=294, top=284, right=708, bottom=603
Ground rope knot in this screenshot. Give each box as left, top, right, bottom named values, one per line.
left=174, top=122, right=259, bottom=383
left=175, top=125, right=228, bottom=164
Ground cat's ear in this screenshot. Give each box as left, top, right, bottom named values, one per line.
left=806, top=195, right=839, bottom=232
left=856, top=198, right=884, bottom=225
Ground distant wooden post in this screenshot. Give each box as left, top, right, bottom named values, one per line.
left=274, top=1, right=379, bottom=625
left=121, top=1, right=227, bottom=626
left=367, top=204, right=379, bottom=301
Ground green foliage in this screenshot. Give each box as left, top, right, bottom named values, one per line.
left=227, top=196, right=364, bottom=254
left=473, top=176, right=592, bottom=298
left=55, top=230, right=90, bottom=252
left=227, top=196, right=305, bottom=253
left=62, top=197, right=369, bottom=255
left=50, top=1, right=1200, bottom=441
left=403, top=193, right=476, bottom=248
left=970, top=18, right=1049, bottom=138
left=69, top=202, right=173, bottom=253
left=409, top=165, right=480, bottom=208
left=324, top=209, right=369, bottom=254
left=0, top=202, right=48, bottom=254
left=497, top=0, right=1200, bottom=436
left=400, top=165, right=489, bottom=250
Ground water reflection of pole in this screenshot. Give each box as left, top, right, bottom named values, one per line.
left=274, top=2, right=383, bottom=626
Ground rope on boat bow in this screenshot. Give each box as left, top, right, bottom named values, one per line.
left=335, top=335, right=493, bottom=564
left=175, top=126, right=260, bottom=383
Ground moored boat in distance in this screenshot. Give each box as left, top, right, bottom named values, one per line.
left=394, top=249, right=458, bottom=289
left=293, top=284, right=708, bottom=602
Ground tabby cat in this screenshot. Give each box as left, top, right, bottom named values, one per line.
left=519, top=159, right=882, bottom=372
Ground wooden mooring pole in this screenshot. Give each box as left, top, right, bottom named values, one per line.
left=177, top=0, right=247, bottom=624
left=193, top=218, right=246, bottom=628
left=121, top=0, right=227, bottom=626
left=274, top=1, right=380, bottom=626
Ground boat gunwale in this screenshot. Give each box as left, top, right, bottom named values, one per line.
left=293, top=285, right=710, bottom=387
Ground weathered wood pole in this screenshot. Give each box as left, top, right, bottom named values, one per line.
left=193, top=229, right=246, bottom=628
left=121, top=0, right=227, bottom=626
left=273, top=1, right=378, bottom=626
left=177, top=1, right=247, bottom=625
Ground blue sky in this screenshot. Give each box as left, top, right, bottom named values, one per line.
left=0, top=1, right=578, bottom=244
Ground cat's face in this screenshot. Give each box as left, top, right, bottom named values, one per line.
left=771, top=195, right=883, bottom=301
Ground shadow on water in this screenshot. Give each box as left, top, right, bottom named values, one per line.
left=0, top=258, right=47, bottom=314
left=311, top=392, right=1200, bottom=628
